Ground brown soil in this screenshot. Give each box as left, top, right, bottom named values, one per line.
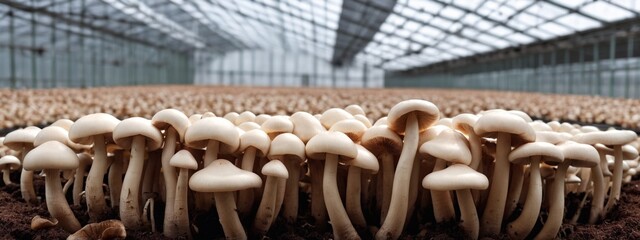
left=1, top=173, right=640, bottom=239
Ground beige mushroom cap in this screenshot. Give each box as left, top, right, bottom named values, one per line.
left=290, top=111, right=325, bottom=143
left=262, top=160, right=289, bottom=179
left=435, top=118, right=453, bottom=128
left=508, top=110, right=532, bottom=122
left=269, top=133, right=305, bottom=161
left=50, top=119, right=74, bottom=131
left=238, top=122, right=261, bottom=132
left=34, top=126, right=72, bottom=147
left=262, top=116, right=294, bottom=136
left=185, top=117, right=239, bottom=153
left=329, top=119, right=367, bottom=142
left=255, top=114, right=271, bottom=125
left=169, top=150, right=198, bottom=170
left=580, top=126, right=601, bottom=133
left=344, top=145, right=379, bottom=173
left=353, top=115, right=372, bottom=128
left=345, top=104, right=365, bottom=116
left=529, top=121, right=553, bottom=132
left=360, top=126, right=402, bottom=157
left=420, top=128, right=471, bottom=165
left=239, top=129, right=271, bottom=157
left=573, top=130, right=637, bottom=147
left=189, top=114, right=203, bottom=123
left=3, top=127, right=41, bottom=150
left=475, top=111, right=536, bottom=144
left=23, top=141, right=79, bottom=171
left=223, top=112, right=240, bottom=123
left=422, top=164, right=488, bottom=190
left=535, top=131, right=572, bottom=145
left=387, top=100, right=439, bottom=134
left=557, top=141, right=600, bottom=168
left=418, top=125, right=450, bottom=146
left=594, top=144, right=639, bottom=160
left=306, top=131, right=357, bottom=161
left=152, top=109, right=190, bottom=142
left=452, top=113, right=478, bottom=136
left=0, top=155, right=21, bottom=170
left=509, top=142, right=564, bottom=165
left=69, top=113, right=120, bottom=145
left=189, top=159, right=262, bottom=192
left=320, top=108, right=354, bottom=129
left=235, top=111, right=256, bottom=125
left=373, top=117, right=388, bottom=127
left=112, top=117, right=163, bottom=151
left=202, top=112, right=216, bottom=118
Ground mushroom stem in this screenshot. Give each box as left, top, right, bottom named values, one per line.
left=20, top=147, right=38, bottom=205
left=308, top=159, right=327, bottom=226
left=120, top=135, right=146, bottom=230
left=588, top=164, right=605, bottom=224
left=431, top=159, right=455, bottom=223
left=173, top=168, right=191, bottom=239
left=44, top=168, right=81, bottom=233
left=63, top=175, right=74, bottom=196
left=324, top=153, right=360, bottom=240
left=604, top=145, right=623, bottom=215
left=480, top=132, right=511, bottom=236
left=237, top=147, right=257, bottom=218
left=2, top=169, right=12, bottom=185
left=72, top=165, right=84, bottom=206
left=203, top=141, right=220, bottom=167
left=346, top=166, right=366, bottom=230
left=377, top=113, right=419, bottom=240
left=86, top=134, right=109, bottom=222
left=108, top=151, right=123, bottom=208
left=274, top=178, right=286, bottom=222
left=507, top=157, right=542, bottom=240
left=577, top=168, right=591, bottom=193
left=160, top=127, right=178, bottom=233
left=468, top=131, right=482, bottom=170
left=457, top=189, right=480, bottom=240
left=505, top=164, right=525, bottom=219
left=379, top=152, right=394, bottom=224
left=215, top=191, right=246, bottom=239
left=534, top=161, right=569, bottom=240
left=282, top=157, right=301, bottom=223
left=253, top=176, right=278, bottom=237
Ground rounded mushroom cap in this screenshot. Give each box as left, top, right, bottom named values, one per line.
left=189, top=114, right=203, bottom=123
left=474, top=111, right=536, bottom=145
left=34, top=126, right=71, bottom=147
left=23, top=141, right=79, bottom=171
left=254, top=114, right=271, bottom=125
left=547, top=121, right=561, bottom=131
left=185, top=117, right=239, bottom=153
left=535, top=131, right=572, bottom=145
left=269, top=133, right=305, bottom=161
left=345, top=104, right=365, bottom=116
left=387, top=100, right=439, bottom=134
left=151, top=109, right=190, bottom=142
left=418, top=125, right=450, bottom=146
left=509, top=142, right=564, bottom=165
left=508, top=110, right=532, bottom=122
left=291, top=111, right=325, bottom=143
left=435, top=118, right=453, bottom=128
left=422, top=164, right=488, bottom=190
left=189, top=159, right=262, bottom=192
left=329, top=119, right=367, bottom=142
left=557, top=141, right=599, bottom=168
left=353, top=115, right=373, bottom=128
left=169, top=150, right=198, bottom=170
left=50, top=119, right=74, bottom=131
left=3, top=127, right=41, bottom=150
left=0, top=155, right=21, bottom=170
left=452, top=113, right=478, bottom=135
left=420, top=128, right=471, bottom=165
left=361, top=126, right=402, bottom=157
left=112, top=117, right=163, bottom=151
left=573, top=130, right=637, bottom=147
left=223, top=112, right=240, bottom=123
left=320, top=108, right=353, bottom=129
left=595, top=144, right=640, bottom=160
left=529, top=121, right=552, bottom=132
left=239, top=129, right=271, bottom=157
left=262, top=160, right=289, bottom=179
left=306, top=131, right=357, bottom=161
left=344, top=145, right=379, bottom=173
left=202, top=112, right=216, bottom=118
left=235, top=111, right=256, bottom=125
left=373, top=117, right=388, bottom=127
left=69, top=113, right=120, bottom=145
left=237, top=122, right=261, bottom=132
left=580, top=126, right=601, bottom=133
left=261, top=116, right=294, bottom=137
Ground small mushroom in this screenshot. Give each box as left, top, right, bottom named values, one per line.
left=268, top=133, right=305, bottom=223
left=0, top=155, right=20, bottom=185
left=169, top=150, right=198, bottom=239
left=31, top=215, right=58, bottom=230
left=344, top=145, right=378, bottom=230
left=3, top=127, right=41, bottom=205
left=237, top=129, right=271, bottom=218
left=252, top=159, right=289, bottom=237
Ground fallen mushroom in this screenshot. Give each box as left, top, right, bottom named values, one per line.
left=31, top=215, right=58, bottom=230
left=67, top=219, right=127, bottom=240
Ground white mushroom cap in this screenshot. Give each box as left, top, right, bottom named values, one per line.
left=387, top=100, right=439, bottom=134
left=237, top=122, right=261, bottom=132
left=422, top=164, right=488, bottom=190
left=169, top=150, right=198, bottom=170
left=189, top=159, right=262, bottom=192
left=262, top=160, right=289, bottom=179
left=361, top=126, right=403, bottom=157
left=557, top=141, right=600, bottom=168
left=152, top=109, right=190, bottom=142
left=239, top=129, right=271, bottom=157
left=373, top=117, right=388, bottom=127
left=509, top=142, right=564, bottom=166
left=50, top=119, right=74, bottom=131
left=269, top=133, right=305, bottom=161
left=185, top=117, right=239, bottom=153
left=0, top=155, right=21, bottom=170
left=235, top=111, right=256, bottom=125
left=69, top=113, right=120, bottom=145
left=290, top=111, right=325, bottom=143
left=320, top=108, right=353, bottom=129
left=475, top=111, right=536, bottom=145
left=344, top=104, right=365, bottom=116
left=329, top=119, right=367, bottom=142
left=420, top=128, right=471, bottom=165
left=223, top=112, right=240, bottom=123
left=261, top=116, right=294, bottom=137
left=112, top=117, right=163, bottom=151
left=254, top=114, right=271, bottom=125
left=452, top=113, right=478, bottom=136
left=3, top=127, right=41, bottom=150
left=344, top=145, right=379, bottom=173
left=529, top=121, right=552, bottom=132
left=306, top=131, right=357, bottom=161
left=23, top=141, right=79, bottom=171
left=34, top=126, right=72, bottom=147
left=535, top=131, right=572, bottom=145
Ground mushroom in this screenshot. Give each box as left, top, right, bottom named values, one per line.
left=290, top=111, right=325, bottom=143
left=50, top=119, right=74, bottom=131
left=255, top=114, right=271, bottom=125
left=0, top=155, right=20, bottom=185
left=73, top=153, right=92, bottom=206
left=329, top=119, right=367, bottom=142
left=452, top=114, right=481, bottom=170
left=185, top=117, right=239, bottom=167
left=345, top=104, right=366, bottom=116
left=252, top=159, right=289, bottom=237
left=69, top=113, right=120, bottom=221
left=169, top=150, right=198, bottom=239
left=223, top=112, right=240, bottom=123
left=306, top=131, right=359, bottom=239
left=422, top=164, right=488, bottom=240
left=151, top=108, right=190, bottom=238
left=237, top=129, right=271, bottom=218
left=268, top=133, right=305, bottom=223
left=319, top=108, right=354, bottom=129
left=506, top=142, right=563, bottom=240
left=67, top=219, right=127, bottom=240
left=475, top=111, right=535, bottom=236
left=189, top=159, right=262, bottom=239
left=534, top=141, right=598, bottom=240
left=3, top=126, right=41, bottom=205
left=235, top=111, right=256, bottom=125
left=31, top=215, right=58, bottom=230
left=23, top=141, right=81, bottom=233
left=573, top=130, right=636, bottom=215
left=261, top=115, right=294, bottom=139
left=344, top=145, right=378, bottom=231
left=113, top=117, right=163, bottom=230
left=377, top=100, right=439, bottom=240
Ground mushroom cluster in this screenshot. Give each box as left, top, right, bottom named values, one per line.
left=2, top=99, right=639, bottom=239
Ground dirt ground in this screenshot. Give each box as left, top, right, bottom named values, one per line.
left=1, top=174, right=640, bottom=239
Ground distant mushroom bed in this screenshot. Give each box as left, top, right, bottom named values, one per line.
left=0, top=86, right=640, bottom=239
